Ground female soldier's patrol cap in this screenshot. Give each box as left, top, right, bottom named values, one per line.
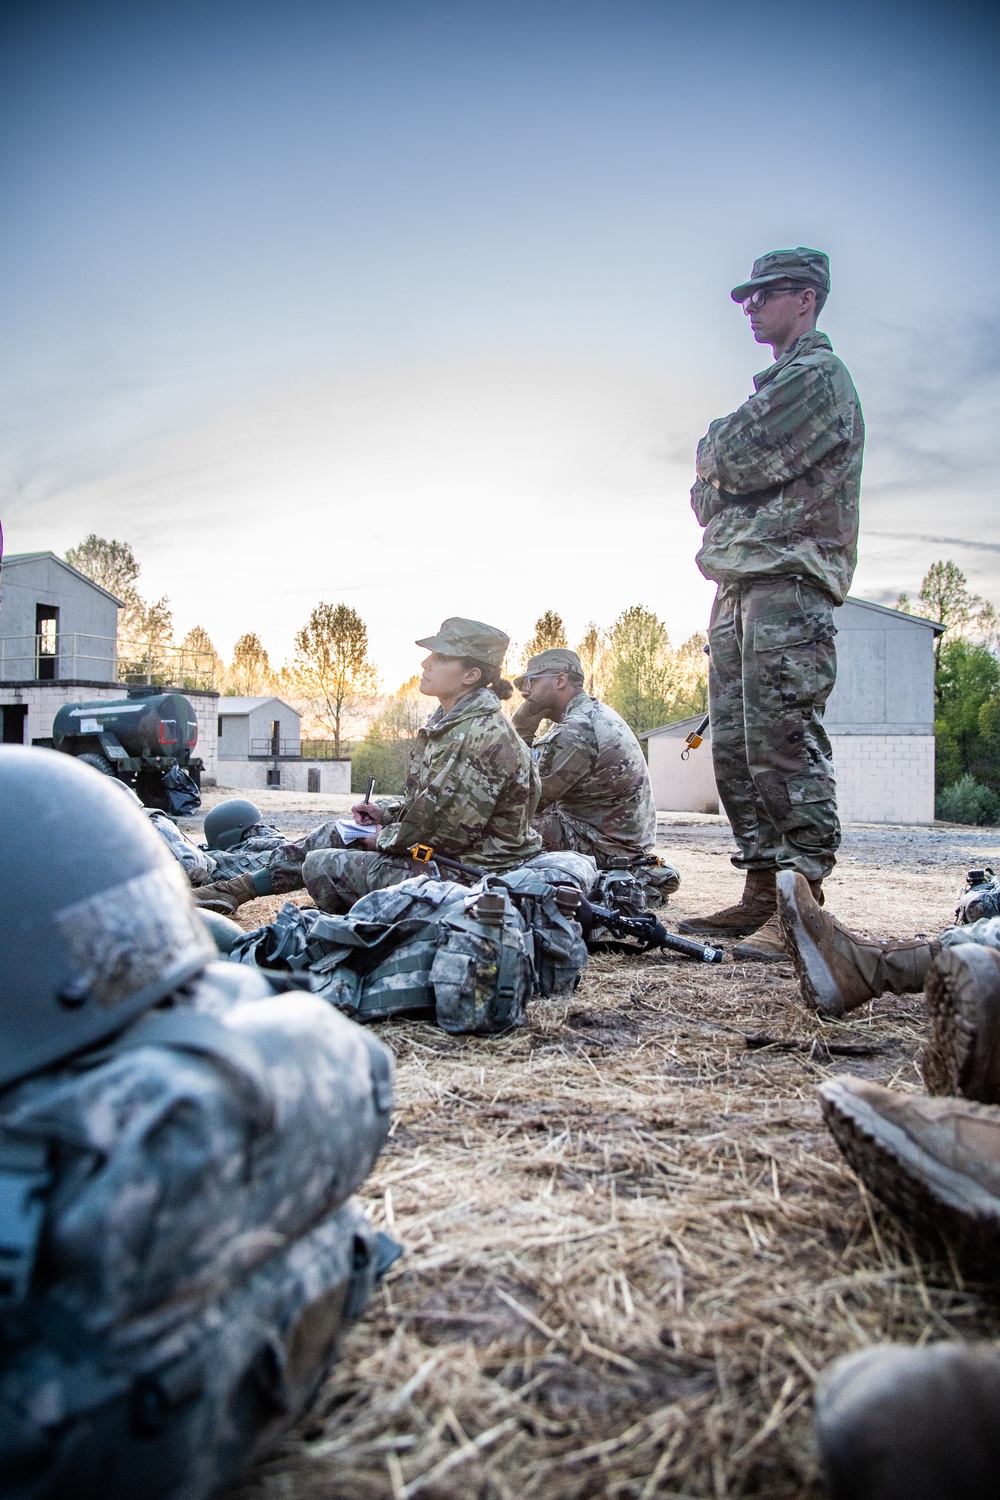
left=730, top=247, right=830, bottom=303
left=416, top=617, right=509, bottom=667
left=513, top=648, right=583, bottom=693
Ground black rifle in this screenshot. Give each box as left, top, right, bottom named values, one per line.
left=407, top=845, right=723, bottom=964
left=576, top=897, right=722, bottom=963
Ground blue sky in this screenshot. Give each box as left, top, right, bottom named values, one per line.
left=1, top=0, right=998, bottom=685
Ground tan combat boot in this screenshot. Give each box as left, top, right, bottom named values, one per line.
left=776, top=871, right=937, bottom=1017
left=677, top=868, right=776, bottom=937
left=819, top=1075, right=1000, bottom=1259
left=191, top=872, right=258, bottom=916
left=815, top=1341, right=1000, bottom=1500
left=921, top=945, right=1000, bottom=1104
left=733, top=877, right=823, bottom=961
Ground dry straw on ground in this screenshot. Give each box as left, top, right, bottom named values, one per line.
left=229, top=848, right=1000, bottom=1499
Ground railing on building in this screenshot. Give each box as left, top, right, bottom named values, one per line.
left=250, top=738, right=302, bottom=757
left=0, top=633, right=216, bottom=689
left=300, top=739, right=352, bottom=760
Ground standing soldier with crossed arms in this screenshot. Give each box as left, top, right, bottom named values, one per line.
left=679, top=248, right=865, bottom=960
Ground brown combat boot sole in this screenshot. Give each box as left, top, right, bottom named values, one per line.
left=819, top=1075, right=1000, bottom=1261
left=921, top=945, right=1000, bottom=1104
left=776, top=870, right=848, bottom=1016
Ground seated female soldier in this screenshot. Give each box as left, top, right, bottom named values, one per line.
left=194, top=618, right=542, bottom=915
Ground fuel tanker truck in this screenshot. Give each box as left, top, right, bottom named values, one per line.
left=51, top=687, right=203, bottom=812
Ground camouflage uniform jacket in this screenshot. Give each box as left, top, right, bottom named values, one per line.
left=521, top=693, right=656, bottom=861
left=691, top=331, right=864, bottom=605
left=373, top=688, right=542, bottom=871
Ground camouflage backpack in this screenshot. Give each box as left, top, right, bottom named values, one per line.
left=232, top=871, right=587, bottom=1032
left=0, top=963, right=396, bottom=1500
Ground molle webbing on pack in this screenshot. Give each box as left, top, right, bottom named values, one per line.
left=232, top=870, right=588, bottom=1032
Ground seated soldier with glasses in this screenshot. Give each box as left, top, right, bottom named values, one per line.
left=512, top=648, right=679, bottom=896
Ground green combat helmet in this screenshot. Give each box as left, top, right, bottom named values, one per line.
left=203, top=797, right=264, bottom=851
left=0, top=747, right=214, bottom=1090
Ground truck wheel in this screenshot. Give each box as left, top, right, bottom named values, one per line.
left=77, top=751, right=115, bottom=777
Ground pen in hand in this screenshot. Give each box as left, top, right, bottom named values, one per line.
left=364, top=776, right=375, bottom=804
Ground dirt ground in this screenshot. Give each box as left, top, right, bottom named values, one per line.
left=211, top=802, right=1000, bottom=1500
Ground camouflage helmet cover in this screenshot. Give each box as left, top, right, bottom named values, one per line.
left=513, top=648, right=584, bottom=693
left=203, top=797, right=263, bottom=851
left=730, top=247, right=830, bottom=303
left=415, top=617, right=509, bottom=668
left=0, top=747, right=214, bottom=1089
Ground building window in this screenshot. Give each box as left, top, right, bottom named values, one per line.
left=307, top=767, right=320, bottom=793
left=217, top=716, right=223, bottom=737
left=270, top=719, right=281, bottom=755
left=35, top=606, right=58, bottom=681
left=2, top=705, right=28, bottom=743
left=266, top=765, right=281, bottom=787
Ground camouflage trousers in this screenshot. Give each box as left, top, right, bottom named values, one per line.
left=534, top=807, right=641, bottom=868
left=708, top=576, right=840, bottom=883
left=259, top=819, right=357, bottom=895
left=533, top=807, right=679, bottom=893
left=302, top=849, right=424, bottom=914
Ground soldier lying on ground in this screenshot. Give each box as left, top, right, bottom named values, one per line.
left=802, top=942, right=1000, bottom=1499
left=510, top=647, right=680, bottom=901
left=113, top=784, right=284, bottom=888
left=773, top=869, right=999, bottom=1019
left=194, top=617, right=542, bottom=915
left=0, top=747, right=396, bottom=1500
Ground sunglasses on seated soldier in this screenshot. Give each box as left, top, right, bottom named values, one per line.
left=742, top=283, right=814, bottom=312
left=521, top=671, right=561, bottom=686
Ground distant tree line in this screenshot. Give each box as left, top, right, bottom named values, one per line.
left=896, top=560, right=1000, bottom=825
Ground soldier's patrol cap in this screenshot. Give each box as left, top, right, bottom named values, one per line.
left=416, top=617, right=509, bottom=667
left=513, top=648, right=583, bottom=693
left=730, top=247, right=830, bottom=303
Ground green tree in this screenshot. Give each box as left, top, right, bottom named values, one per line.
left=178, top=625, right=222, bottom=690
left=576, top=622, right=602, bottom=696
left=66, top=534, right=141, bottom=603
left=524, top=610, right=568, bottom=658
left=897, top=560, right=995, bottom=670
left=351, top=676, right=424, bottom=795
left=226, top=632, right=274, bottom=696
left=66, top=533, right=174, bottom=682
left=602, top=605, right=674, bottom=737
left=934, top=639, right=1000, bottom=792
left=670, top=632, right=710, bottom=720
left=290, top=603, right=378, bottom=757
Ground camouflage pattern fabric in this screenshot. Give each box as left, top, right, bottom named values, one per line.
left=206, top=822, right=285, bottom=882
left=709, top=575, right=840, bottom=883
left=266, top=688, right=541, bottom=895
left=148, top=810, right=217, bottom=885
left=0, top=1201, right=379, bottom=1500
left=941, top=918, right=1000, bottom=952
left=691, top=331, right=864, bottom=606
left=302, top=846, right=425, bottom=914
left=233, top=871, right=586, bottom=1029
left=955, top=873, right=1000, bottom=925
left=0, top=962, right=393, bottom=1500
left=520, top=693, right=657, bottom=867
left=0, top=962, right=392, bottom=1330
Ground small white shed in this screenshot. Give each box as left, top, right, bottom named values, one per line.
left=643, top=597, right=944, bottom=825
left=215, top=695, right=350, bottom=793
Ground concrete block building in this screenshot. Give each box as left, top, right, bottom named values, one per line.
left=0, top=551, right=220, bottom=774
left=643, top=597, right=944, bottom=824
left=0, top=552, right=121, bottom=683
left=216, top=696, right=350, bottom=793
